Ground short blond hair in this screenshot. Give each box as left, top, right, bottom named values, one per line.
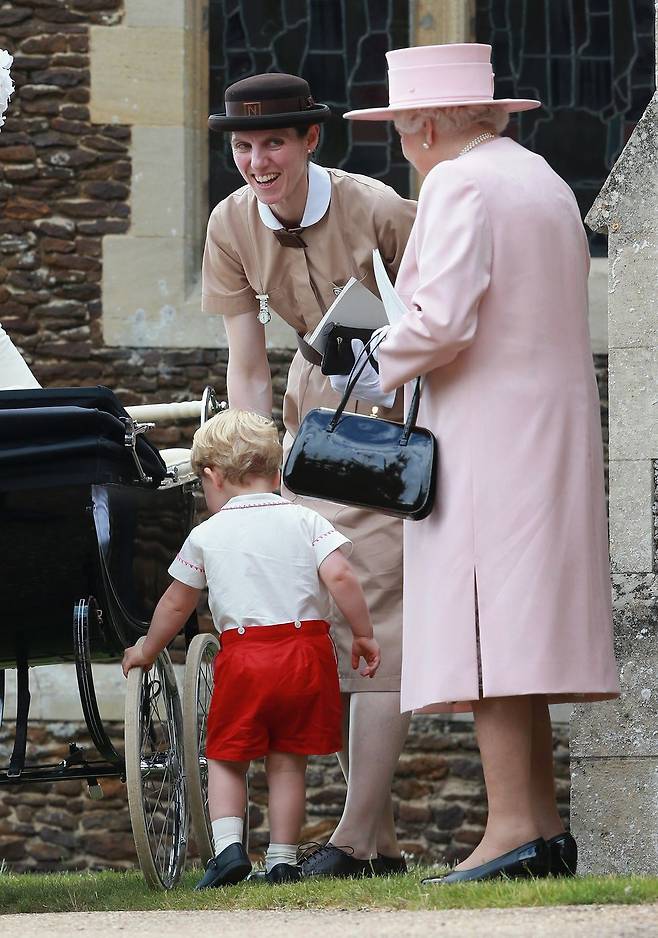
left=191, top=409, right=282, bottom=483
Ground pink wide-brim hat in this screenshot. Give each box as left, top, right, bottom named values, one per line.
left=344, top=43, right=540, bottom=120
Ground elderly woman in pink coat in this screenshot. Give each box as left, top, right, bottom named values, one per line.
left=340, top=43, right=620, bottom=883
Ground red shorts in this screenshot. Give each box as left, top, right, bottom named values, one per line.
left=205, top=620, right=343, bottom=762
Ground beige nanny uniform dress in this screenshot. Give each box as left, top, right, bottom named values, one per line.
left=202, top=162, right=416, bottom=691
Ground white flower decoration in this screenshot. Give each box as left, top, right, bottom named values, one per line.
left=0, top=49, right=14, bottom=130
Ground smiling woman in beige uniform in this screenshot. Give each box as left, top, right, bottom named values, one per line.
left=202, top=73, right=416, bottom=876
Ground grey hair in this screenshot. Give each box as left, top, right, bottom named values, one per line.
left=393, top=105, right=510, bottom=136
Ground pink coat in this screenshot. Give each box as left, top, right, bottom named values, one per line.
left=378, top=137, right=620, bottom=714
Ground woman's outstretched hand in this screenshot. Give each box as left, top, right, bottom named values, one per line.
left=352, top=636, right=381, bottom=678
left=329, top=339, right=396, bottom=407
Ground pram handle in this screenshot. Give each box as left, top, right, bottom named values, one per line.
left=125, top=386, right=226, bottom=426
left=125, top=401, right=202, bottom=422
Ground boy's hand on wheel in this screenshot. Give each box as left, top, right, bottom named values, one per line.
left=351, top=637, right=381, bottom=678
left=121, top=644, right=154, bottom=678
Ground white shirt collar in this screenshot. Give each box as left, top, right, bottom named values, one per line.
left=221, top=492, right=286, bottom=509
left=257, top=162, right=331, bottom=231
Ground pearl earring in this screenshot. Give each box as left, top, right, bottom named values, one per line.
left=422, top=141, right=430, bottom=150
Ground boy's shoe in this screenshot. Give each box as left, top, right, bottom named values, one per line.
left=194, top=842, right=252, bottom=890
left=249, top=863, right=302, bottom=884
left=371, top=853, right=408, bottom=876
left=266, top=862, right=303, bottom=883
left=300, top=843, right=373, bottom=878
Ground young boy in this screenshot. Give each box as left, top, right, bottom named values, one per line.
left=122, top=409, right=380, bottom=888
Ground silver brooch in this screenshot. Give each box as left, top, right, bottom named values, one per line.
left=255, top=293, right=271, bottom=325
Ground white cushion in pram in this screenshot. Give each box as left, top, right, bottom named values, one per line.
left=160, top=447, right=195, bottom=484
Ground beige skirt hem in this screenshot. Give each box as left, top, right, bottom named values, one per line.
left=340, top=673, right=402, bottom=694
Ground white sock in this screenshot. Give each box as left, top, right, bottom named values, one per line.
left=265, top=842, right=298, bottom=872
left=212, top=816, right=243, bottom=856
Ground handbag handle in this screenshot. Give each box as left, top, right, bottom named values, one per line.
left=327, top=333, right=421, bottom=447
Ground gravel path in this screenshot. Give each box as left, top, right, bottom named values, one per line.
left=3, top=906, right=658, bottom=937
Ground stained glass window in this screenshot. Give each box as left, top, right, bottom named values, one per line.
left=476, top=0, right=655, bottom=254
left=208, top=0, right=410, bottom=211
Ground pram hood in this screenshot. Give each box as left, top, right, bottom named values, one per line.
left=0, top=386, right=167, bottom=491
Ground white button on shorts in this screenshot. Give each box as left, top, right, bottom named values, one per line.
left=238, top=626, right=246, bottom=635
left=294, top=620, right=302, bottom=629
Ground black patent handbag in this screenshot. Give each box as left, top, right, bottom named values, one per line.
left=283, top=337, right=438, bottom=521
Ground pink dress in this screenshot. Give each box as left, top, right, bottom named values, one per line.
left=377, top=137, right=620, bottom=714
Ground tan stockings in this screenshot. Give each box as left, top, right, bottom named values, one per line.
left=331, top=690, right=411, bottom=860
left=457, top=694, right=565, bottom=870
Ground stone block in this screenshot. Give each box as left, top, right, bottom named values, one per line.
left=131, top=127, right=187, bottom=237
left=102, top=238, right=228, bottom=350
left=431, top=803, right=465, bottom=830
left=39, top=827, right=77, bottom=849
left=124, top=0, right=186, bottom=28
left=80, top=831, right=137, bottom=861
left=571, top=756, right=658, bottom=874
left=396, top=753, right=450, bottom=779
left=34, top=808, right=78, bottom=831
left=25, top=840, right=67, bottom=862
left=89, top=26, right=185, bottom=127
left=571, top=577, right=657, bottom=759
left=398, top=801, right=431, bottom=824
left=0, top=836, right=26, bottom=860
left=609, top=460, right=654, bottom=572
left=607, top=233, right=658, bottom=349
left=608, top=348, right=658, bottom=460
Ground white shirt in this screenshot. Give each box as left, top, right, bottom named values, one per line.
left=257, top=161, right=332, bottom=231
left=169, top=492, right=351, bottom=633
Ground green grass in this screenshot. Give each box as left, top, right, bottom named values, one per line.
left=1, top=869, right=657, bottom=915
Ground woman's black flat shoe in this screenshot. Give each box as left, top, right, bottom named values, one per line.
left=421, top=837, right=550, bottom=885
left=300, top=843, right=373, bottom=878
left=371, top=853, right=408, bottom=876
left=547, top=831, right=577, bottom=876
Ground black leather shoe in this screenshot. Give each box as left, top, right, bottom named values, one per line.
left=371, top=853, right=408, bottom=876
left=194, top=842, right=252, bottom=890
left=547, top=831, right=577, bottom=876
left=266, top=862, right=303, bottom=883
left=248, top=863, right=302, bottom=884
left=422, top=838, right=550, bottom=885
left=301, top=843, right=374, bottom=878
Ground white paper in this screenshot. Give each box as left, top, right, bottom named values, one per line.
left=372, top=248, right=408, bottom=326
left=307, top=277, right=388, bottom=354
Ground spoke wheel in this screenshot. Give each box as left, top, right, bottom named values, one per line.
left=183, top=633, right=249, bottom=865
left=125, top=640, right=188, bottom=890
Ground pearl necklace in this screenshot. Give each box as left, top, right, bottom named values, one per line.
left=459, top=132, right=496, bottom=156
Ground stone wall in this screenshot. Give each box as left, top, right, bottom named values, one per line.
left=0, top=716, right=570, bottom=871
left=0, top=0, right=289, bottom=441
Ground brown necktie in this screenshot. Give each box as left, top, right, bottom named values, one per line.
left=273, top=227, right=307, bottom=248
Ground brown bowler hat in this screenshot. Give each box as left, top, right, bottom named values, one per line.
left=208, top=73, right=331, bottom=132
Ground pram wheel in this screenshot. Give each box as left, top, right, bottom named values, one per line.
left=183, top=633, right=249, bottom=865
left=125, top=638, right=188, bottom=890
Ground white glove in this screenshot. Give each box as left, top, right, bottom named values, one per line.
left=369, top=325, right=391, bottom=356
left=329, top=338, right=396, bottom=408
